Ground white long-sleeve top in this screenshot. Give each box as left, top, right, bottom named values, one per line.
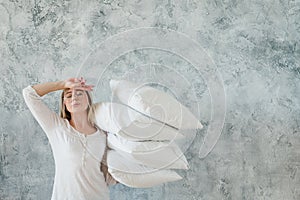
left=22, top=85, right=112, bottom=200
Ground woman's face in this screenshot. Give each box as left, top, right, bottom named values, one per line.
left=63, top=89, right=89, bottom=113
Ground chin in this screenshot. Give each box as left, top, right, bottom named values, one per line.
left=68, top=106, right=88, bottom=113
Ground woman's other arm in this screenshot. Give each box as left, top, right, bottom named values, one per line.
left=100, top=157, right=119, bottom=186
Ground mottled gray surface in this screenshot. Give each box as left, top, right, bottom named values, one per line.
left=1, top=0, right=300, bottom=199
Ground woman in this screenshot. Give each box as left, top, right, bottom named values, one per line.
left=22, top=77, right=118, bottom=200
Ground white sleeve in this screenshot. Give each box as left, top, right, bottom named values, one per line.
left=22, top=85, right=64, bottom=140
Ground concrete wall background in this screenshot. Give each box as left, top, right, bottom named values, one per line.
left=0, top=0, right=299, bottom=199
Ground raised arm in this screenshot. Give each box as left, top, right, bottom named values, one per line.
left=22, top=77, right=94, bottom=140
left=31, top=77, right=94, bottom=96
left=32, top=81, right=65, bottom=97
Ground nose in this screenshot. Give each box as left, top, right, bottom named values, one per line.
left=71, top=96, right=78, bottom=101
left=71, top=91, right=79, bottom=101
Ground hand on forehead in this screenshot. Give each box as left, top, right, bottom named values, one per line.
left=63, top=77, right=94, bottom=92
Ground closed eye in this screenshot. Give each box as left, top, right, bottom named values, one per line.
left=65, top=91, right=84, bottom=98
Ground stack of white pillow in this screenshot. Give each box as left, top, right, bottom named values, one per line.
left=93, top=79, right=203, bottom=188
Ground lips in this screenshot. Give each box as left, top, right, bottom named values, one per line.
left=71, top=103, right=80, bottom=106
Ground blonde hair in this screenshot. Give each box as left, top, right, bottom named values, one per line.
left=59, top=89, right=96, bottom=125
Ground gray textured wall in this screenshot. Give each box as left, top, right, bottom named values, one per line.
left=1, top=0, right=300, bottom=199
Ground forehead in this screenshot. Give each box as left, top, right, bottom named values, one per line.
left=64, top=89, right=84, bottom=94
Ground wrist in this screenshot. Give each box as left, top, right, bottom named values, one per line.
left=57, top=80, right=66, bottom=90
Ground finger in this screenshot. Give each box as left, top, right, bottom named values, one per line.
left=85, top=85, right=94, bottom=90
left=80, top=83, right=94, bottom=88
left=70, top=82, right=83, bottom=89
left=73, top=85, right=94, bottom=91
left=80, top=77, right=86, bottom=83
left=78, top=79, right=85, bottom=85
left=82, top=85, right=94, bottom=90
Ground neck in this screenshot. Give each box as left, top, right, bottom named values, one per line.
left=70, top=111, right=92, bottom=129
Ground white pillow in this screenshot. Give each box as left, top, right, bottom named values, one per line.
left=107, top=135, right=189, bottom=169
left=108, top=170, right=182, bottom=188
left=93, top=102, right=184, bottom=141
left=107, top=150, right=182, bottom=188
left=109, top=79, right=203, bottom=130
left=107, top=133, right=170, bottom=153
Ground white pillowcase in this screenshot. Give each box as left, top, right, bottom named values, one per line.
left=107, top=150, right=182, bottom=188
left=107, top=133, right=170, bottom=153
left=107, top=133, right=189, bottom=170
left=93, top=102, right=184, bottom=141
left=109, top=79, right=203, bottom=130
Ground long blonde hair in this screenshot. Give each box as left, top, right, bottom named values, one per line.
left=59, top=89, right=96, bottom=125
